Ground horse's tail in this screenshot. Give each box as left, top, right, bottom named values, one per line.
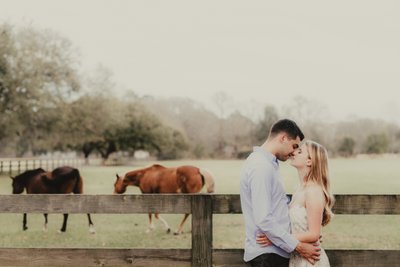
left=72, top=168, right=83, bottom=194
left=199, top=168, right=215, bottom=193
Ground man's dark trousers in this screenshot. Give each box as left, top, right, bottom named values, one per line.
left=249, top=253, right=289, bottom=267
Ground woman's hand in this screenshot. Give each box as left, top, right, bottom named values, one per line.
left=256, top=233, right=272, bottom=247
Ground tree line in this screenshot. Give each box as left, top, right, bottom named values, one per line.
left=1, top=23, right=399, bottom=161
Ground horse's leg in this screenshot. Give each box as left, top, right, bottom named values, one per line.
left=174, top=214, right=190, bottom=235
left=23, top=213, right=28, bottom=231
left=145, top=213, right=155, bottom=233
left=71, top=173, right=95, bottom=234
left=43, top=213, right=48, bottom=232
left=87, top=214, right=96, bottom=234
left=155, top=213, right=171, bottom=234
left=59, top=213, right=69, bottom=233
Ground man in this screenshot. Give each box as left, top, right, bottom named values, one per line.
left=240, top=119, right=320, bottom=267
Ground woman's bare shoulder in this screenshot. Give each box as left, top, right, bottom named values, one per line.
left=304, top=182, right=324, bottom=199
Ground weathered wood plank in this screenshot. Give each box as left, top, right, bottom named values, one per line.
left=1, top=194, right=399, bottom=214
left=0, top=248, right=191, bottom=267
left=211, top=194, right=400, bottom=214
left=212, top=249, right=400, bottom=267
left=332, top=195, right=400, bottom=214
left=213, top=249, right=249, bottom=267
left=0, top=248, right=398, bottom=267
left=0, top=194, right=191, bottom=214
left=327, top=249, right=400, bottom=267
left=0, top=194, right=399, bottom=266
left=212, top=194, right=242, bottom=214
left=191, top=194, right=213, bottom=267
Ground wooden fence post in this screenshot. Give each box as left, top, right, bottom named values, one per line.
left=191, top=194, right=213, bottom=267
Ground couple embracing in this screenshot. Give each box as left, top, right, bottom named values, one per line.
left=240, top=119, right=334, bottom=267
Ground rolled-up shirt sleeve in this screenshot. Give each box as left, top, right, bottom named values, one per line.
left=249, top=164, right=299, bottom=253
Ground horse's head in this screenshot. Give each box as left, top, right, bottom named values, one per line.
left=11, top=176, right=24, bottom=194
left=114, top=170, right=144, bottom=194
left=114, top=174, right=127, bottom=194
left=11, top=168, right=46, bottom=194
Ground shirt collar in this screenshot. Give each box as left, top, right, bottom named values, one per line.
left=253, top=146, right=279, bottom=168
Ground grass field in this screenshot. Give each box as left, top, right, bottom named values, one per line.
left=0, top=157, right=399, bottom=249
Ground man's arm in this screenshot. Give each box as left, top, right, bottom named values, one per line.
left=256, top=233, right=321, bottom=264
left=256, top=183, right=323, bottom=263
left=249, top=165, right=298, bottom=253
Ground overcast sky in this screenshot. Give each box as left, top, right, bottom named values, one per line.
left=1, top=0, right=400, bottom=124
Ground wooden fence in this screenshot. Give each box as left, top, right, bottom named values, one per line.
left=0, top=194, right=399, bottom=266
left=0, top=158, right=84, bottom=175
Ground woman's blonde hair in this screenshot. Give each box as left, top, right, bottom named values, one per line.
left=304, top=140, right=335, bottom=226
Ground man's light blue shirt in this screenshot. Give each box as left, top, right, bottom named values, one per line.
left=240, top=146, right=299, bottom=262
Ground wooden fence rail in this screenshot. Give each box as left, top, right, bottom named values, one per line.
left=0, top=194, right=398, bottom=267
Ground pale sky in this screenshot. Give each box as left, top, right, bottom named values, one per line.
left=1, top=0, right=400, bottom=124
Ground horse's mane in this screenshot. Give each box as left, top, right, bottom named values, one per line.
left=14, top=168, right=46, bottom=182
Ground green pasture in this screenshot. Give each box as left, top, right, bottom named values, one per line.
left=0, top=158, right=399, bottom=249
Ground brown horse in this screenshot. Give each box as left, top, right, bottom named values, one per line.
left=114, top=164, right=215, bottom=234
left=11, top=166, right=95, bottom=234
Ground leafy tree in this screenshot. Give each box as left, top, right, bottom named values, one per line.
left=139, top=96, right=219, bottom=157
left=224, top=111, right=255, bottom=157
left=364, top=134, right=389, bottom=154
left=0, top=23, right=80, bottom=156
left=64, top=93, right=133, bottom=164
left=116, top=107, right=188, bottom=159
left=94, top=130, right=118, bottom=163
left=0, top=24, right=15, bottom=143
left=394, top=130, right=400, bottom=153
left=116, top=109, right=164, bottom=153
left=156, top=129, right=188, bottom=160
left=60, top=65, right=125, bottom=163
left=192, top=143, right=206, bottom=158
left=337, top=137, right=355, bottom=157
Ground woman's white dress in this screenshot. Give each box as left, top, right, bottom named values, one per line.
left=289, top=205, right=330, bottom=267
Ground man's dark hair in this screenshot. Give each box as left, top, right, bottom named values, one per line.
left=269, top=119, right=304, bottom=140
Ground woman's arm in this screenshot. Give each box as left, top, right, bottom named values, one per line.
left=257, top=184, right=325, bottom=246
left=294, top=184, right=325, bottom=243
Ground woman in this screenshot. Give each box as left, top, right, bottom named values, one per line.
left=257, top=140, right=334, bottom=266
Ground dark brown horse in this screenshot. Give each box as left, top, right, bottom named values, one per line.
left=11, top=166, right=95, bottom=234
left=114, top=164, right=215, bottom=234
